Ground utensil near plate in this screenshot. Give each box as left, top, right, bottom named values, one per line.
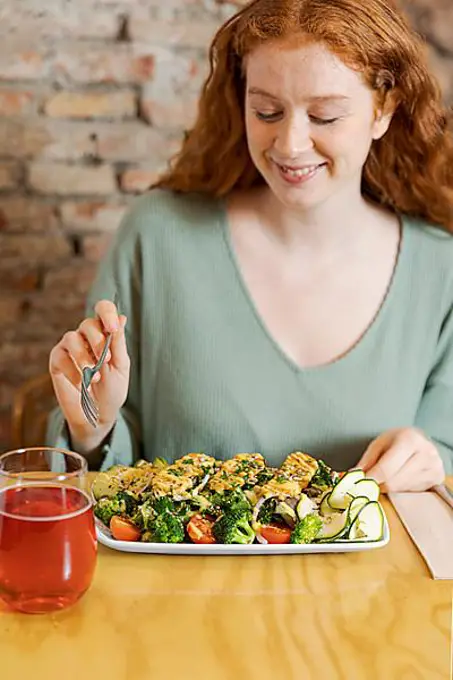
left=81, top=294, right=118, bottom=428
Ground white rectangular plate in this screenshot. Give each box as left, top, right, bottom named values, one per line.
left=95, top=513, right=390, bottom=555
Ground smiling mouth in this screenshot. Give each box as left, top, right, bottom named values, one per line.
left=276, top=163, right=326, bottom=178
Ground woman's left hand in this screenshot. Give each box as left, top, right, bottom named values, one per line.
left=356, top=427, right=445, bottom=492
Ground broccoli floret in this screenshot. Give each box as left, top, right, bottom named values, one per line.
left=153, top=496, right=177, bottom=514
left=135, top=496, right=188, bottom=540
left=290, top=513, right=323, bottom=544
left=310, top=460, right=335, bottom=489
left=213, top=510, right=255, bottom=544
left=149, top=512, right=185, bottom=543
left=211, top=488, right=252, bottom=517
left=94, top=491, right=137, bottom=527
left=138, top=495, right=185, bottom=542
left=94, top=498, right=116, bottom=526
left=153, top=495, right=193, bottom=521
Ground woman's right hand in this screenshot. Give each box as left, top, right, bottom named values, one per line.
left=49, top=299, right=130, bottom=453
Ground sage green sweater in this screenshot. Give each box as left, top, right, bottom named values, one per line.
left=47, top=189, right=453, bottom=475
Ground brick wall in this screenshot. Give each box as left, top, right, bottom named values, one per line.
left=0, top=0, right=452, bottom=451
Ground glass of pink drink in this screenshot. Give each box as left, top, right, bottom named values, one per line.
left=0, top=447, right=97, bottom=614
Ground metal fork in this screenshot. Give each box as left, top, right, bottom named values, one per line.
left=80, top=294, right=118, bottom=428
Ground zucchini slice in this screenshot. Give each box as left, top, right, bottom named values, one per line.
left=347, top=496, right=369, bottom=524
left=320, top=491, right=338, bottom=517
left=328, top=469, right=364, bottom=510
left=349, top=501, right=384, bottom=541
left=350, top=478, right=380, bottom=502
left=296, top=494, right=318, bottom=520
left=316, top=510, right=349, bottom=540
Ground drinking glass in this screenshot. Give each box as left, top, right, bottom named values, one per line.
left=0, top=447, right=97, bottom=614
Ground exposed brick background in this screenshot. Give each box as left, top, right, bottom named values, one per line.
left=0, top=0, right=452, bottom=452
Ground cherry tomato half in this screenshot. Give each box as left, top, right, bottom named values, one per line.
left=259, top=523, right=292, bottom=544
left=187, top=513, right=216, bottom=544
left=110, top=515, right=141, bottom=541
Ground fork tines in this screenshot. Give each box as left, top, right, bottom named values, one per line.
left=81, top=381, right=99, bottom=428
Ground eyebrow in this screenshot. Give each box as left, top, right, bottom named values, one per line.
left=247, top=87, right=350, bottom=103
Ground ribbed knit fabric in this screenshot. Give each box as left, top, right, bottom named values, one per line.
left=47, top=189, right=453, bottom=475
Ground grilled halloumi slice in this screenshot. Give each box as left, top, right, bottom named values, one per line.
left=280, top=451, right=319, bottom=489
left=254, top=472, right=302, bottom=501
left=92, top=463, right=157, bottom=499
left=207, top=473, right=246, bottom=494
left=207, top=453, right=266, bottom=493
left=151, top=468, right=197, bottom=499
left=151, top=453, right=218, bottom=499
left=221, top=453, right=265, bottom=478
left=175, top=453, right=217, bottom=478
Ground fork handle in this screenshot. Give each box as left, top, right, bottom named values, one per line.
left=93, top=333, right=113, bottom=373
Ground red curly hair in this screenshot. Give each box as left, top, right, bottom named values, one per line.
left=156, top=0, right=453, bottom=232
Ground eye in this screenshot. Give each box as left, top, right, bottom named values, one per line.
left=254, top=111, right=284, bottom=122
left=309, top=116, right=339, bottom=125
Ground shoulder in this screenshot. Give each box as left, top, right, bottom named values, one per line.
left=404, top=214, right=453, bottom=270
left=403, top=213, right=453, bottom=306
left=115, top=188, right=221, bottom=244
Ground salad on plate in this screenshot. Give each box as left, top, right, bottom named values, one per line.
left=92, top=451, right=385, bottom=546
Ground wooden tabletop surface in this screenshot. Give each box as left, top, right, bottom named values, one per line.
left=1, top=483, right=452, bottom=680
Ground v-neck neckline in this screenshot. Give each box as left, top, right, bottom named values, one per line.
left=218, top=199, right=408, bottom=376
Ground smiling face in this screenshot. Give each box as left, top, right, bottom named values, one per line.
left=244, top=40, right=393, bottom=213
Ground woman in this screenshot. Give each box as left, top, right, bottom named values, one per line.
left=47, top=0, right=453, bottom=491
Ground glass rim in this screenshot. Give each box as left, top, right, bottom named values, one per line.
left=0, top=484, right=93, bottom=522
left=0, top=447, right=88, bottom=479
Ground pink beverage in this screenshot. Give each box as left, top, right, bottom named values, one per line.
left=0, top=484, right=97, bottom=614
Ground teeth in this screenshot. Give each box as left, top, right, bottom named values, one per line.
left=280, top=165, right=319, bottom=178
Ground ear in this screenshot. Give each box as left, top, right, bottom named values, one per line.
left=371, top=88, right=398, bottom=140
left=371, top=109, right=394, bottom=140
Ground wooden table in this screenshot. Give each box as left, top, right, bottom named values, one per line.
left=1, top=484, right=452, bottom=680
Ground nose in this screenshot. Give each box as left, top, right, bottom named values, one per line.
left=272, top=113, right=314, bottom=159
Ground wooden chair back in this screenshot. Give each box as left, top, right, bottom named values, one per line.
left=10, top=373, right=56, bottom=450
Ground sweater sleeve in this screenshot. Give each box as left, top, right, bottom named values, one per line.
left=45, top=406, right=139, bottom=470
left=46, top=197, right=147, bottom=470
left=415, top=305, right=453, bottom=476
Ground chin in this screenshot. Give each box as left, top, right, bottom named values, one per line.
left=265, top=177, right=327, bottom=211
left=256, top=161, right=330, bottom=211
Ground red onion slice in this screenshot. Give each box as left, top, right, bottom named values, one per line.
left=252, top=496, right=272, bottom=544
